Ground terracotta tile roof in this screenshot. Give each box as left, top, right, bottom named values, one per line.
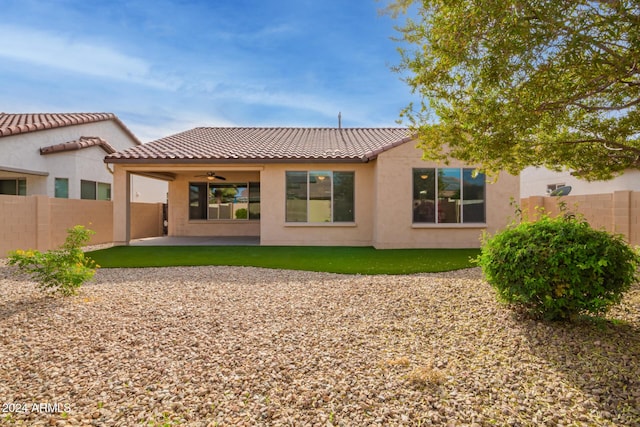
left=0, top=112, right=141, bottom=145
left=40, top=136, right=117, bottom=155
left=105, top=127, right=413, bottom=163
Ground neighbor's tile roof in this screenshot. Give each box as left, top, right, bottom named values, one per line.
left=0, top=112, right=141, bottom=145
left=105, top=127, right=413, bottom=163
left=40, top=136, right=117, bottom=155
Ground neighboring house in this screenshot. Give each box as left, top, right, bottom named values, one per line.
left=519, top=166, right=640, bottom=246
left=105, top=127, right=519, bottom=248
left=0, top=113, right=167, bottom=202
left=520, top=166, right=640, bottom=198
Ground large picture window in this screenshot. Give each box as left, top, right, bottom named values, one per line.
left=0, top=178, right=26, bottom=195
left=285, top=171, right=355, bottom=223
left=80, top=180, right=110, bottom=200
left=413, top=168, right=485, bottom=224
left=189, top=182, right=260, bottom=220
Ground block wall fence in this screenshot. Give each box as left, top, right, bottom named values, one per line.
left=3, top=192, right=638, bottom=256
left=0, top=195, right=163, bottom=256
left=521, top=190, right=640, bottom=246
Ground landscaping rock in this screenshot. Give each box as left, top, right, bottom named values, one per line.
left=0, top=265, right=638, bottom=426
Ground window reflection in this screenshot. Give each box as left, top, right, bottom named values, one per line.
left=208, top=184, right=248, bottom=220
left=413, top=168, right=485, bottom=224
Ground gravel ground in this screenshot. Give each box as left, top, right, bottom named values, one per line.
left=0, top=265, right=638, bottom=427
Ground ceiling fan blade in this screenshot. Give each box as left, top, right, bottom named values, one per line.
left=194, top=172, right=227, bottom=180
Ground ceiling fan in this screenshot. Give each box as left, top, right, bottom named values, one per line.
left=195, top=171, right=227, bottom=181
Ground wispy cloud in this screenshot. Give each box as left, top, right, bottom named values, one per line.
left=0, top=24, right=179, bottom=89
left=0, top=0, right=413, bottom=140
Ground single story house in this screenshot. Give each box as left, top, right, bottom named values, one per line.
left=0, top=112, right=166, bottom=203
left=105, top=127, right=519, bottom=248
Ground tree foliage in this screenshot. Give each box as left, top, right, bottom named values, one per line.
left=8, top=225, right=98, bottom=296
left=388, top=0, right=640, bottom=180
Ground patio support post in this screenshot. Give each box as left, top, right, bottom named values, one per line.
left=112, top=166, right=131, bottom=245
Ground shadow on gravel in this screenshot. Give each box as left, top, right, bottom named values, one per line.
left=520, top=318, right=640, bottom=425
left=0, top=294, right=59, bottom=322
left=0, top=266, right=63, bottom=322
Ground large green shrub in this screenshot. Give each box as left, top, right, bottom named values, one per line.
left=7, top=225, right=99, bottom=296
left=477, top=214, right=639, bottom=321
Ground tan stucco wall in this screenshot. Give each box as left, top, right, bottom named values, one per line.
left=373, top=142, right=519, bottom=248
left=168, top=170, right=261, bottom=237
left=0, top=195, right=113, bottom=256
left=0, top=194, right=37, bottom=254
left=260, top=163, right=375, bottom=246
left=1, top=192, right=164, bottom=256
left=131, top=202, right=165, bottom=239
left=521, top=191, right=640, bottom=246
left=48, top=198, right=113, bottom=246
left=110, top=141, right=519, bottom=248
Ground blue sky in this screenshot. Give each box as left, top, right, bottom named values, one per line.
left=0, top=0, right=416, bottom=142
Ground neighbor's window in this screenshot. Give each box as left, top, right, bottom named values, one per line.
left=55, top=178, right=69, bottom=198
left=547, top=183, right=565, bottom=194
left=81, top=180, right=111, bottom=200
left=189, top=182, right=260, bottom=220
left=0, top=178, right=26, bottom=195
left=285, top=171, right=355, bottom=223
left=413, top=168, right=485, bottom=224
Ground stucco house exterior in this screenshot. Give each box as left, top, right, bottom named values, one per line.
left=520, top=166, right=640, bottom=198
left=105, top=127, right=519, bottom=248
left=0, top=113, right=166, bottom=203
left=519, top=166, right=640, bottom=247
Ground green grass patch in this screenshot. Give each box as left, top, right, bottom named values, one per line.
left=86, top=246, right=479, bottom=275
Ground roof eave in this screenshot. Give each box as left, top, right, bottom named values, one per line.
left=363, top=135, right=417, bottom=161
left=0, top=113, right=142, bottom=145
left=104, top=157, right=373, bottom=165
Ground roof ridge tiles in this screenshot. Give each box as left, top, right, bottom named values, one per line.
left=40, top=135, right=117, bottom=155
left=192, top=126, right=405, bottom=130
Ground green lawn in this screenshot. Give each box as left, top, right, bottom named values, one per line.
left=86, top=246, right=480, bottom=275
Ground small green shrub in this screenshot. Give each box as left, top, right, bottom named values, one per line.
left=8, top=225, right=99, bottom=296
left=477, top=214, right=639, bottom=321
left=235, top=208, right=248, bottom=219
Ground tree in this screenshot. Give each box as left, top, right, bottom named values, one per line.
left=388, top=0, right=640, bottom=180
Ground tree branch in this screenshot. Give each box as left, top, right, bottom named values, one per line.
left=557, top=138, right=640, bottom=155
left=570, top=96, right=640, bottom=111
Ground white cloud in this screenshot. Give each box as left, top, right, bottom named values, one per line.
left=0, top=24, right=177, bottom=89
left=131, top=113, right=236, bottom=143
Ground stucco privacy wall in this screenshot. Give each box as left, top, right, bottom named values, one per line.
left=0, top=194, right=37, bottom=254
left=0, top=195, right=164, bottom=256
left=373, top=142, right=519, bottom=249
left=130, top=202, right=165, bottom=239
left=0, top=195, right=112, bottom=255
left=520, top=191, right=640, bottom=246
